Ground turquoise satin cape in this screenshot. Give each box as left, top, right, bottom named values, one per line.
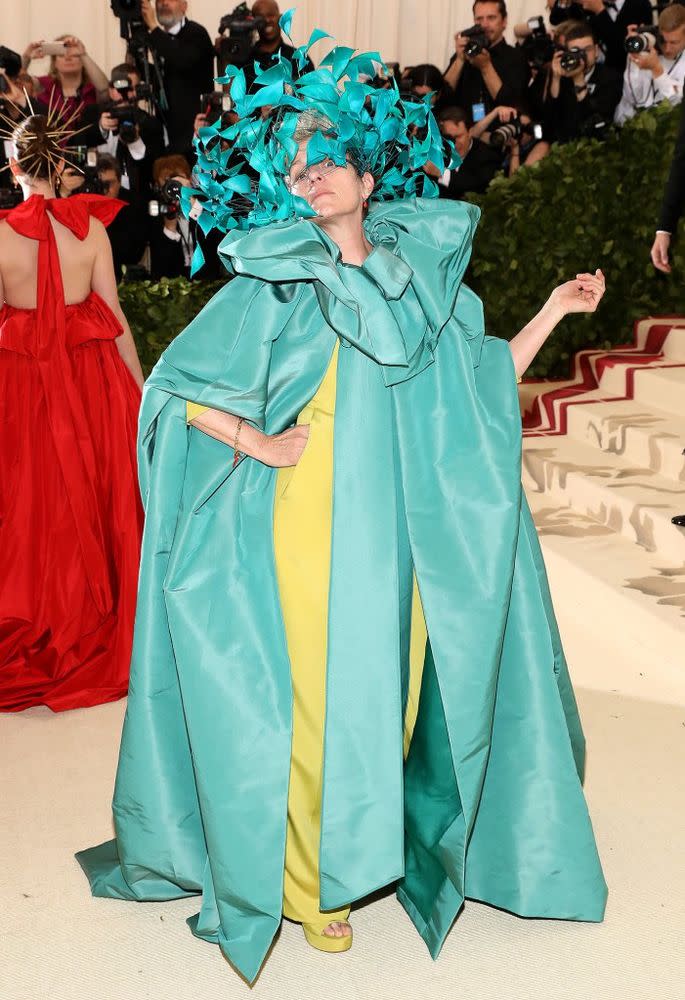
left=76, top=198, right=607, bottom=983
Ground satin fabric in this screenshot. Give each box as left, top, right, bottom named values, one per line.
left=76, top=198, right=607, bottom=982
left=0, top=195, right=143, bottom=712
left=274, top=342, right=351, bottom=928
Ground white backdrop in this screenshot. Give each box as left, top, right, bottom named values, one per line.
left=0, top=1, right=546, bottom=81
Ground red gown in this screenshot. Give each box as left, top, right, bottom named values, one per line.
left=0, top=194, right=143, bottom=712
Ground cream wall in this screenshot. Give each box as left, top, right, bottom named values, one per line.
left=0, top=1, right=546, bottom=80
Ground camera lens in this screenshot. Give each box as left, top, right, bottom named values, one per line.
left=490, top=120, right=521, bottom=149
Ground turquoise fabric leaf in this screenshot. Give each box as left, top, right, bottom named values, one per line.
left=187, top=12, right=459, bottom=236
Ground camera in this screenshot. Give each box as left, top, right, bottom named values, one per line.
left=625, top=26, right=659, bottom=54
left=490, top=118, right=544, bottom=149
left=148, top=178, right=183, bottom=219
left=560, top=47, right=586, bottom=73
left=0, top=45, right=22, bottom=79
left=107, top=75, right=148, bottom=143
left=111, top=0, right=142, bottom=19
left=69, top=146, right=105, bottom=194
left=217, top=3, right=266, bottom=73
left=110, top=0, right=149, bottom=59
left=460, top=25, right=490, bottom=59
left=521, top=16, right=556, bottom=70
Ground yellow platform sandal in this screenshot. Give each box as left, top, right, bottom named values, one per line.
left=302, top=920, right=353, bottom=953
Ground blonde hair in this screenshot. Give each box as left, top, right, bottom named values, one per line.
left=659, top=3, right=685, bottom=32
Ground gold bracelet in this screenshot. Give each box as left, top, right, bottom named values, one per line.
left=232, top=416, right=245, bottom=468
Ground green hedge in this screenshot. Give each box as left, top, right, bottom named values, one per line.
left=468, top=102, right=685, bottom=376
left=122, top=103, right=685, bottom=378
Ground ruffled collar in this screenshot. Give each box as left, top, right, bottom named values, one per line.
left=219, top=197, right=481, bottom=386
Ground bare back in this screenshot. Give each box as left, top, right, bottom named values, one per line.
left=0, top=215, right=98, bottom=309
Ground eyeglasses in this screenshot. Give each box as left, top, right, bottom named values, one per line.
left=287, top=157, right=342, bottom=195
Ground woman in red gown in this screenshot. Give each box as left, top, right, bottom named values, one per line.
left=0, top=114, right=144, bottom=712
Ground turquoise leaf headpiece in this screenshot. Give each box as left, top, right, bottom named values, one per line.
left=185, top=8, right=460, bottom=271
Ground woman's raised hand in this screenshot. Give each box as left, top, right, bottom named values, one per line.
left=259, top=425, right=310, bottom=468
left=548, top=269, right=606, bottom=315
left=22, top=41, right=45, bottom=67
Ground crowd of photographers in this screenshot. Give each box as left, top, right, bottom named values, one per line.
left=1, top=0, right=684, bottom=281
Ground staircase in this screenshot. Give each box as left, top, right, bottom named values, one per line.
left=520, top=318, right=685, bottom=696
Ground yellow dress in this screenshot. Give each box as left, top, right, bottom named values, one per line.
left=186, top=343, right=426, bottom=929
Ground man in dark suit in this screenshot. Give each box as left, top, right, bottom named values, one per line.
left=652, top=96, right=685, bottom=273
left=141, top=0, right=215, bottom=156
left=577, top=0, right=654, bottom=72
left=78, top=64, right=165, bottom=200
left=542, top=22, right=622, bottom=143
left=96, top=154, right=148, bottom=281
left=444, top=0, right=530, bottom=121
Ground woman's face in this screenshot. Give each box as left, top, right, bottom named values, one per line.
left=287, top=141, right=374, bottom=223
left=55, top=50, right=82, bottom=77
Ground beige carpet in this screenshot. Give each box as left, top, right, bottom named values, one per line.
left=2, top=591, right=684, bottom=1000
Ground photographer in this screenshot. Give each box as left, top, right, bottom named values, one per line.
left=79, top=64, right=165, bottom=197
left=614, top=6, right=685, bottom=125
left=140, top=0, right=215, bottom=155
left=22, top=35, right=109, bottom=116
left=444, top=1, right=530, bottom=121
left=148, top=154, right=223, bottom=280
left=471, top=104, right=551, bottom=172
left=543, top=22, right=622, bottom=142
left=426, top=106, right=503, bottom=198
left=238, top=1, right=310, bottom=85
left=96, top=154, right=148, bottom=280
left=577, top=0, right=654, bottom=72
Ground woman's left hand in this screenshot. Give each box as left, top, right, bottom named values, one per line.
left=548, top=269, right=606, bottom=315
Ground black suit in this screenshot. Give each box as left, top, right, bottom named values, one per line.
left=586, top=0, right=654, bottom=72
left=105, top=190, right=148, bottom=282
left=149, top=216, right=224, bottom=281
left=658, top=98, right=685, bottom=233
left=78, top=103, right=165, bottom=198
left=446, top=39, right=530, bottom=118
left=146, top=20, right=215, bottom=155
left=438, top=139, right=503, bottom=199
left=543, top=63, right=622, bottom=143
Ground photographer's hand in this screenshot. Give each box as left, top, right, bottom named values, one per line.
left=141, top=0, right=160, bottom=32
left=100, top=111, right=119, bottom=135
left=22, top=41, right=45, bottom=69
left=631, top=49, right=663, bottom=77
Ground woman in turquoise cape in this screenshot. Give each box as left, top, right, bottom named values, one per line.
left=76, top=28, right=608, bottom=978
left=77, top=181, right=608, bottom=979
